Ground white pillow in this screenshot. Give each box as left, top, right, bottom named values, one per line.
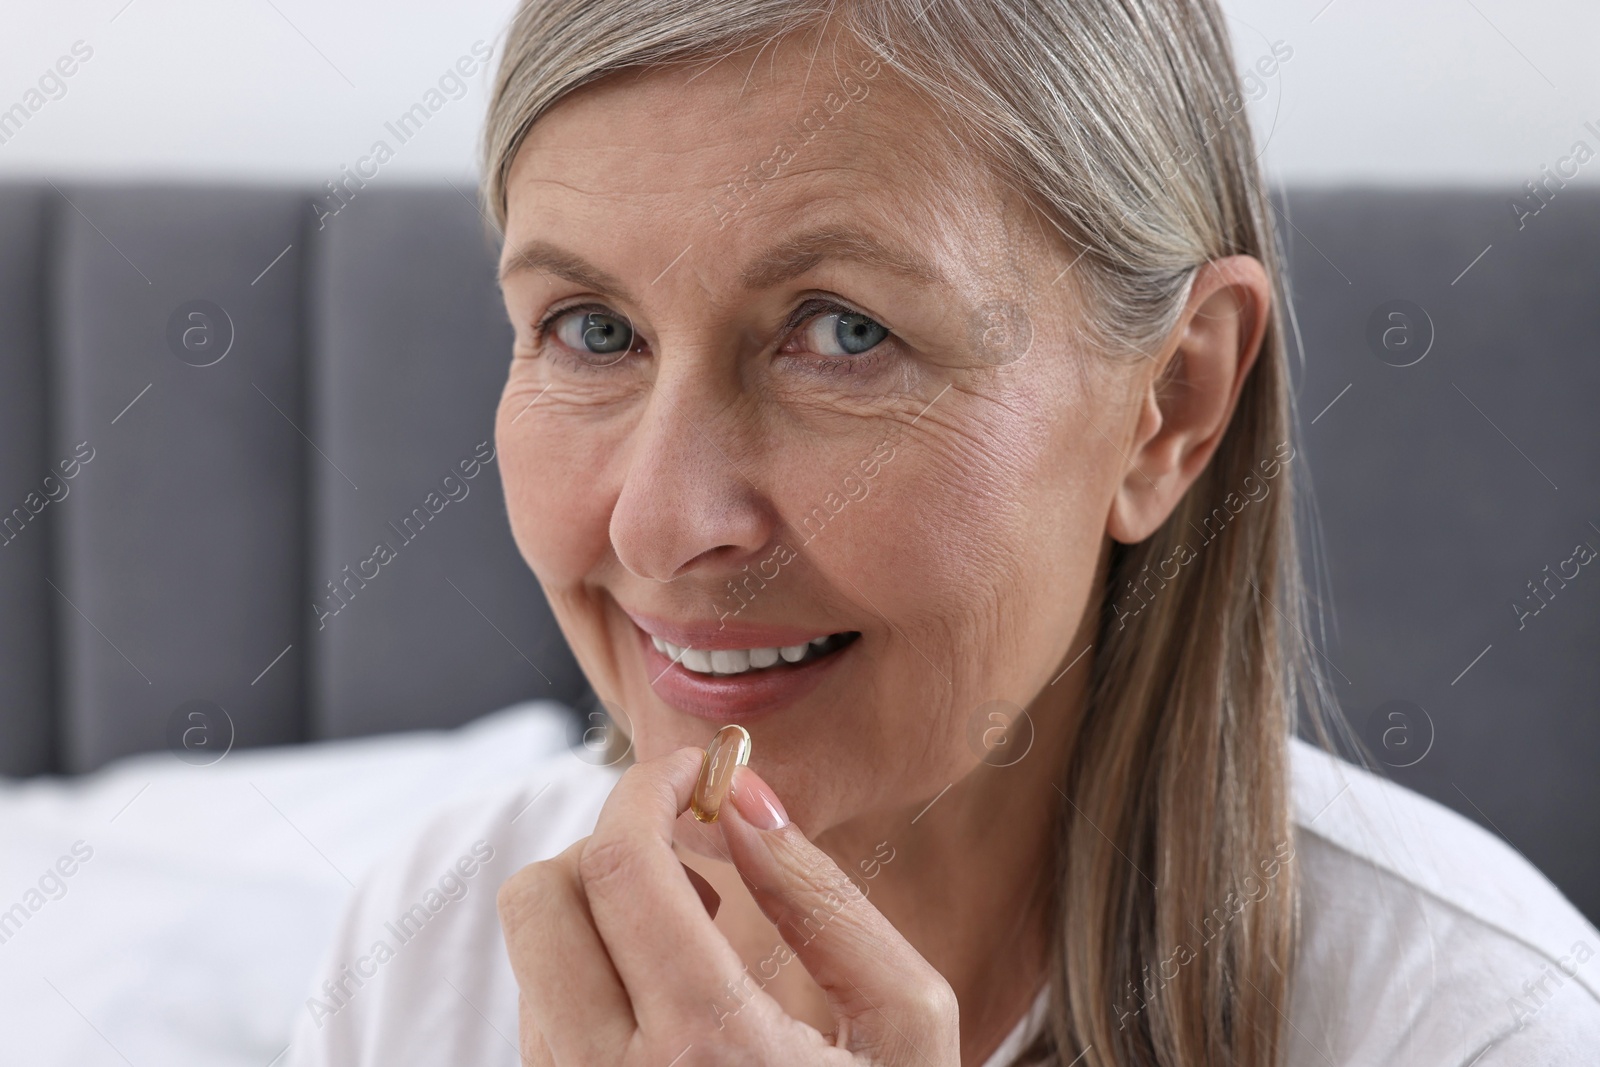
left=0, top=701, right=575, bottom=1067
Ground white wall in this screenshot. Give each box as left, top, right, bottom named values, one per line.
left=1, top=0, right=1596, bottom=188
left=1220, top=0, right=1600, bottom=187
left=0, top=0, right=516, bottom=185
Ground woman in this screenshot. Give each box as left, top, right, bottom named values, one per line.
left=286, top=0, right=1600, bottom=1064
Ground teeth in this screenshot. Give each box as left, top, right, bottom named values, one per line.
left=710, top=649, right=749, bottom=674
left=651, top=632, right=852, bottom=675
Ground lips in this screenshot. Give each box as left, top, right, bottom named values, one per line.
left=624, top=609, right=859, bottom=722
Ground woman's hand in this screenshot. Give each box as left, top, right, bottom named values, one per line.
left=496, top=747, right=961, bottom=1065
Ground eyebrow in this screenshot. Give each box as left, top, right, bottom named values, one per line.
left=499, top=240, right=632, bottom=298
left=498, top=225, right=946, bottom=299
left=739, top=226, right=946, bottom=290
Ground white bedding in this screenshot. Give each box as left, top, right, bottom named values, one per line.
left=0, top=701, right=575, bottom=1067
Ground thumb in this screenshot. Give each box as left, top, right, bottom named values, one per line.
left=718, top=766, right=959, bottom=1061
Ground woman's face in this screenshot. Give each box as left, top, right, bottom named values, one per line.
left=495, top=31, right=1144, bottom=833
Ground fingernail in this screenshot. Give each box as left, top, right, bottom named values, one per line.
left=690, top=724, right=751, bottom=823
left=731, top=765, right=789, bottom=830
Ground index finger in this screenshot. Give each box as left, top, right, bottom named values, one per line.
left=578, top=746, right=757, bottom=1031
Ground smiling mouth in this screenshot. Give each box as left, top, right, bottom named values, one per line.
left=649, top=631, right=861, bottom=676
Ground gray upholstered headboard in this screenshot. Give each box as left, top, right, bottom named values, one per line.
left=0, top=183, right=1596, bottom=922
left=0, top=183, right=590, bottom=776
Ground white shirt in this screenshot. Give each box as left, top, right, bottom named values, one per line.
left=282, top=714, right=1600, bottom=1066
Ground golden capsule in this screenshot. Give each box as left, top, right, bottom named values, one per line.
left=690, top=724, right=752, bottom=823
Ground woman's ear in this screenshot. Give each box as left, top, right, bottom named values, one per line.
left=1106, top=255, right=1271, bottom=544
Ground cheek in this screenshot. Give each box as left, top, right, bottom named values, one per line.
left=872, top=391, right=1101, bottom=612
left=800, top=377, right=1113, bottom=710
left=759, top=396, right=1102, bottom=816
left=494, top=366, right=621, bottom=592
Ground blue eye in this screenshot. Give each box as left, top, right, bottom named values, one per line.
left=550, top=308, right=633, bottom=360
left=801, top=309, right=890, bottom=357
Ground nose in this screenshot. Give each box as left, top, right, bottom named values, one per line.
left=609, top=380, right=776, bottom=583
